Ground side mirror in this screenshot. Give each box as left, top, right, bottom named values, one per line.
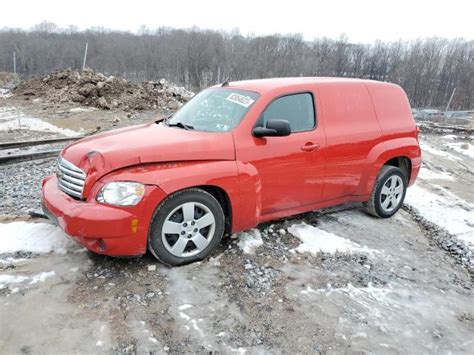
left=253, top=119, right=291, bottom=138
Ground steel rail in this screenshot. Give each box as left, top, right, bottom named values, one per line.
left=0, top=136, right=83, bottom=150
left=0, top=149, right=61, bottom=165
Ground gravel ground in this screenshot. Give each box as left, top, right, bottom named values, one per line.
left=1, top=103, right=474, bottom=353
left=1, top=210, right=473, bottom=353
left=0, top=158, right=56, bottom=215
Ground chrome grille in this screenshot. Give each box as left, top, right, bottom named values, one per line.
left=57, top=157, right=86, bottom=199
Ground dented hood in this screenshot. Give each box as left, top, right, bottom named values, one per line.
left=61, top=122, right=235, bottom=179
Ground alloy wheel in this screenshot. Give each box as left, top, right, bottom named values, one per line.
left=161, top=201, right=216, bottom=257
left=379, top=175, right=404, bottom=213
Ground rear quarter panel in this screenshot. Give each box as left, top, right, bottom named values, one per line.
left=318, top=82, right=384, bottom=200
left=358, top=82, right=421, bottom=194
left=366, top=82, right=416, bottom=139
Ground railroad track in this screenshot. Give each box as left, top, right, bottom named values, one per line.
left=0, top=136, right=84, bottom=164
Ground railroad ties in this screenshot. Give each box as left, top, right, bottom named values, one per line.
left=0, top=136, right=84, bottom=165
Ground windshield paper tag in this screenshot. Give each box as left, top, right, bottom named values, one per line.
left=226, top=93, right=255, bottom=108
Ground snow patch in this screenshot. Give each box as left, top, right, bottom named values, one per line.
left=442, top=134, right=457, bottom=140
left=0, top=222, right=73, bottom=254
left=445, top=142, right=474, bottom=159
left=405, top=184, right=474, bottom=247
left=0, top=116, right=79, bottom=136
left=69, top=107, right=97, bottom=113
left=301, top=282, right=393, bottom=301
left=229, top=347, right=247, bottom=354
left=0, top=106, right=79, bottom=136
left=419, top=141, right=461, bottom=161
left=179, top=312, right=191, bottom=321
left=236, top=229, right=263, bottom=254
left=0, top=271, right=56, bottom=288
left=190, top=318, right=205, bottom=337
left=178, top=304, right=193, bottom=311
left=0, top=88, right=12, bottom=98
left=0, top=274, right=29, bottom=287
left=288, top=223, right=378, bottom=256
left=29, top=271, right=56, bottom=284
left=0, top=257, right=27, bottom=266
left=418, top=166, right=454, bottom=181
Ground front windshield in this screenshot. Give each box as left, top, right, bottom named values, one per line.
left=166, top=88, right=260, bottom=132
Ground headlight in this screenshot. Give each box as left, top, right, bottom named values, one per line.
left=96, top=182, right=145, bottom=206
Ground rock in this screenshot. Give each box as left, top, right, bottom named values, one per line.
left=77, top=83, right=97, bottom=97
left=97, top=97, right=110, bottom=110
left=71, top=93, right=86, bottom=103
left=148, top=265, right=157, bottom=272
left=167, top=101, right=181, bottom=110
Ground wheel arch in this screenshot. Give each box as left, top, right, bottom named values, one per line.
left=383, top=156, right=411, bottom=182
left=357, top=137, right=421, bottom=196
left=195, top=185, right=233, bottom=236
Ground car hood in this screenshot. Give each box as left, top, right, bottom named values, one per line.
left=61, top=122, right=235, bottom=180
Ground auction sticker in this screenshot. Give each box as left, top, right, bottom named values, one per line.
left=226, top=93, right=255, bottom=108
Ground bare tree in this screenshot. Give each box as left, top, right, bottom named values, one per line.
left=0, top=24, right=472, bottom=109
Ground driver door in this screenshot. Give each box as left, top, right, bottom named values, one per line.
left=237, top=92, right=326, bottom=215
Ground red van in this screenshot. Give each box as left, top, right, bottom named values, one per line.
left=42, top=78, right=421, bottom=265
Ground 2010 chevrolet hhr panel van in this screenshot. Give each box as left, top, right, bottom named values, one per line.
left=42, top=78, right=421, bottom=265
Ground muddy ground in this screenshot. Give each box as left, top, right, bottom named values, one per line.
left=0, top=98, right=473, bottom=354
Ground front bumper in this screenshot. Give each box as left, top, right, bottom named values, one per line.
left=41, top=175, right=167, bottom=256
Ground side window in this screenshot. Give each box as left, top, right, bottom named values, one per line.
left=261, top=93, right=315, bottom=132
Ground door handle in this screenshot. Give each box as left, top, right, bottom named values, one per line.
left=301, top=142, right=320, bottom=152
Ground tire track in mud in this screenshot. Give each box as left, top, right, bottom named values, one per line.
left=402, top=204, right=474, bottom=279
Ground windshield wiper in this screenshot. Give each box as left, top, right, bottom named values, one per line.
left=167, top=121, right=195, bottom=130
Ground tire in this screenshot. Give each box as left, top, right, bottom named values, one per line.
left=148, top=188, right=225, bottom=266
left=363, top=165, right=407, bottom=218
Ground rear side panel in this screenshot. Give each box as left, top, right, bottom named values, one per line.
left=360, top=82, right=421, bottom=193
left=366, top=82, right=416, bottom=139
left=318, top=82, right=384, bottom=200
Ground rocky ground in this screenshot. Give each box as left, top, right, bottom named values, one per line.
left=1, top=94, right=473, bottom=354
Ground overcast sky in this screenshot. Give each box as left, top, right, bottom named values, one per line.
left=1, top=0, right=472, bottom=43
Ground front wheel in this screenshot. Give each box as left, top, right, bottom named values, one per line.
left=148, top=188, right=225, bottom=266
left=364, top=165, right=407, bottom=218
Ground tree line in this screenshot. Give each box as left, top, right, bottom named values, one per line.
left=0, top=22, right=472, bottom=109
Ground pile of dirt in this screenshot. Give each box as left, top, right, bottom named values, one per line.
left=0, top=72, right=18, bottom=88
left=13, top=68, right=194, bottom=112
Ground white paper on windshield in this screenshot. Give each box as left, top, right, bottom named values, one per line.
left=226, top=93, right=255, bottom=108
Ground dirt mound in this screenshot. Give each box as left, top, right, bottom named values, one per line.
left=13, top=68, right=194, bottom=112
left=0, top=72, right=18, bottom=88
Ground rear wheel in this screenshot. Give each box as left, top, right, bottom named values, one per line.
left=148, top=188, right=225, bottom=266
left=364, top=165, right=407, bottom=218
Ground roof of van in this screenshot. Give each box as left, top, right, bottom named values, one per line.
left=221, top=77, right=392, bottom=94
